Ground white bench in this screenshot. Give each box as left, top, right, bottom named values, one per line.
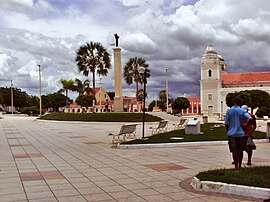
left=150, top=121, right=168, bottom=135
left=108, top=124, right=137, bottom=144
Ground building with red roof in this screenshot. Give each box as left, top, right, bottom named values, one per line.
left=200, top=44, right=270, bottom=116
left=181, top=97, right=201, bottom=115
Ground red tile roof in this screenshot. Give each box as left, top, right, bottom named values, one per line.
left=186, top=97, right=200, bottom=102
left=94, top=87, right=101, bottom=93
left=222, top=72, right=270, bottom=83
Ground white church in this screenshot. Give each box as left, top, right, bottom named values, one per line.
left=200, top=44, right=270, bottom=116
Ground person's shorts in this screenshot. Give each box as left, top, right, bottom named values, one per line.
left=228, top=136, right=246, bottom=152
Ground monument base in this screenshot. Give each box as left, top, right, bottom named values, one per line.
left=153, top=106, right=161, bottom=112
left=114, top=97, right=123, bottom=112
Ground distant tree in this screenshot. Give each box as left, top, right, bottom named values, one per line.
left=171, top=97, right=190, bottom=114
left=225, top=91, right=250, bottom=107
left=159, top=90, right=167, bottom=103
left=225, top=90, right=270, bottom=117
left=0, top=93, right=3, bottom=105
left=137, top=89, right=147, bottom=101
left=21, top=106, right=39, bottom=116
left=73, top=78, right=92, bottom=95
left=28, top=95, right=39, bottom=107
left=75, top=42, right=111, bottom=96
left=244, top=90, right=270, bottom=114
left=149, top=100, right=166, bottom=111
left=42, top=92, right=66, bottom=111
left=0, top=87, right=29, bottom=110
left=59, top=79, right=75, bottom=107
left=123, top=57, right=150, bottom=100
left=76, top=95, right=95, bottom=109
left=107, top=92, right=115, bottom=100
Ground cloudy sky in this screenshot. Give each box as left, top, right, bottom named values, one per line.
left=0, top=0, right=270, bottom=102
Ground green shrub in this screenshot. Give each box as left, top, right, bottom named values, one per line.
left=21, top=106, right=39, bottom=116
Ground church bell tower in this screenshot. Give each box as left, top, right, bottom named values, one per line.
left=200, top=44, right=225, bottom=116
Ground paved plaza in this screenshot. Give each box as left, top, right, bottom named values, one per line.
left=0, top=115, right=269, bottom=202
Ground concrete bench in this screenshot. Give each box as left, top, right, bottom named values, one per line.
left=150, top=120, right=168, bottom=135
left=173, top=119, right=187, bottom=130
left=108, top=124, right=137, bottom=144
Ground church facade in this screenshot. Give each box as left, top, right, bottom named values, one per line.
left=200, top=44, right=270, bottom=116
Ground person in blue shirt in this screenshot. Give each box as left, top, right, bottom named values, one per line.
left=225, top=97, right=252, bottom=168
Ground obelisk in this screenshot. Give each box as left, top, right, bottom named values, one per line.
left=113, top=33, right=123, bottom=112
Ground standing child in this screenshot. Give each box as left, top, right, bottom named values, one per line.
left=241, top=105, right=257, bottom=166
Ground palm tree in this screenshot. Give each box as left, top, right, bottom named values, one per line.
left=73, top=78, right=91, bottom=96
left=59, top=79, right=75, bottom=107
left=75, top=42, right=111, bottom=96
left=138, top=89, right=147, bottom=101
left=123, top=57, right=150, bottom=100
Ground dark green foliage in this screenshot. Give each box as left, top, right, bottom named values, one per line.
left=256, top=106, right=270, bottom=118
left=59, top=79, right=75, bottom=107
left=0, top=93, right=3, bottom=105
left=124, top=123, right=266, bottom=144
left=21, top=106, right=39, bottom=116
left=171, top=97, right=190, bottom=114
left=225, top=90, right=270, bottom=117
left=75, top=95, right=95, bottom=108
left=107, top=92, right=115, bottom=100
left=40, top=113, right=162, bottom=122
left=196, top=166, right=270, bottom=189
left=159, top=90, right=167, bottom=103
left=137, top=89, right=147, bottom=101
left=42, top=92, right=66, bottom=111
left=73, top=78, right=92, bottom=95
left=0, top=87, right=30, bottom=109
left=75, top=42, right=111, bottom=95
left=123, top=57, right=150, bottom=99
left=149, top=100, right=166, bottom=111
left=225, top=91, right=250, bottom=107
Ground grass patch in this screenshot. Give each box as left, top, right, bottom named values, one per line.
left=39, top=112, right=162, bottom=122
left=124, top=123, right=266, bottom=144
left=196, top=166, right=270, bottom=189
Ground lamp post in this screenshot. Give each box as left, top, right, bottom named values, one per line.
left=166, top=68, right=169, bottom=113
left=138, top=66, right=146, bottom=139
left=37, top=65, right=42, bottom=116
left=11, top=80, right=14, bottom=114
left=221, top=101, right=223, bottom=120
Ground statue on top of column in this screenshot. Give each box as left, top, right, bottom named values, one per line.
left=114, top=33, right=119, bottom=47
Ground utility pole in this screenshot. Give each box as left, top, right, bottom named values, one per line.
left=166, top=68, right=169, bottom=113
left=96, top=78, right=104, bottom=112
left=11, top=80, right=14, bottom=114
left=37, top=65, right=42, bottom=116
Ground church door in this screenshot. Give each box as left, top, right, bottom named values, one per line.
left=208, top=106, right=213, bottom=115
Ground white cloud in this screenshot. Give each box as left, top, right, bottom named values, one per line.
left=0, top=0, right=34, bottom=9
left=1, top=0, right=270, bottom=101
left=122, top=32, right=157, bottom=54
left=0, top=53, right=11, bottom=76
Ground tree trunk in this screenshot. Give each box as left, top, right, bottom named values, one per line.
left=93, top=71, right=96, bottom=96
left=65, top=89, right=68, bottom=108
left=136, top=82, right=139, bottom=112
left=136, top=82, right=139, bottom=100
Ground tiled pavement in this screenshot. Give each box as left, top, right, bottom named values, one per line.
left=0, top=116, right=269, bottom=202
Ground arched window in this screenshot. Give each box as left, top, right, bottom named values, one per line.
left=208, top=69, right=212, bottom=78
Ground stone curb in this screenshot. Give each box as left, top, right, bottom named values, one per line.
left=190, top=176, right=270, bottom=200
left=117, top=139, right=267, bottom=149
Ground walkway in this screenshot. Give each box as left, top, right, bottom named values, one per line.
left=0, top=115, right=269, bottom=202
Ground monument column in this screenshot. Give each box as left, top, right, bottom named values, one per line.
left=113, top=34, right=123, bottom=112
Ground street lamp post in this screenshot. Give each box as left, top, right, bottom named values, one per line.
left=11, top=80, right=13, bottom=114
left=37, top=65, right=42, bottom=116
left=221, top=101, right=223, bottom=120
left=166, top=68, right=169, bottom=113
left=138, top=67, right=146, bottom=139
